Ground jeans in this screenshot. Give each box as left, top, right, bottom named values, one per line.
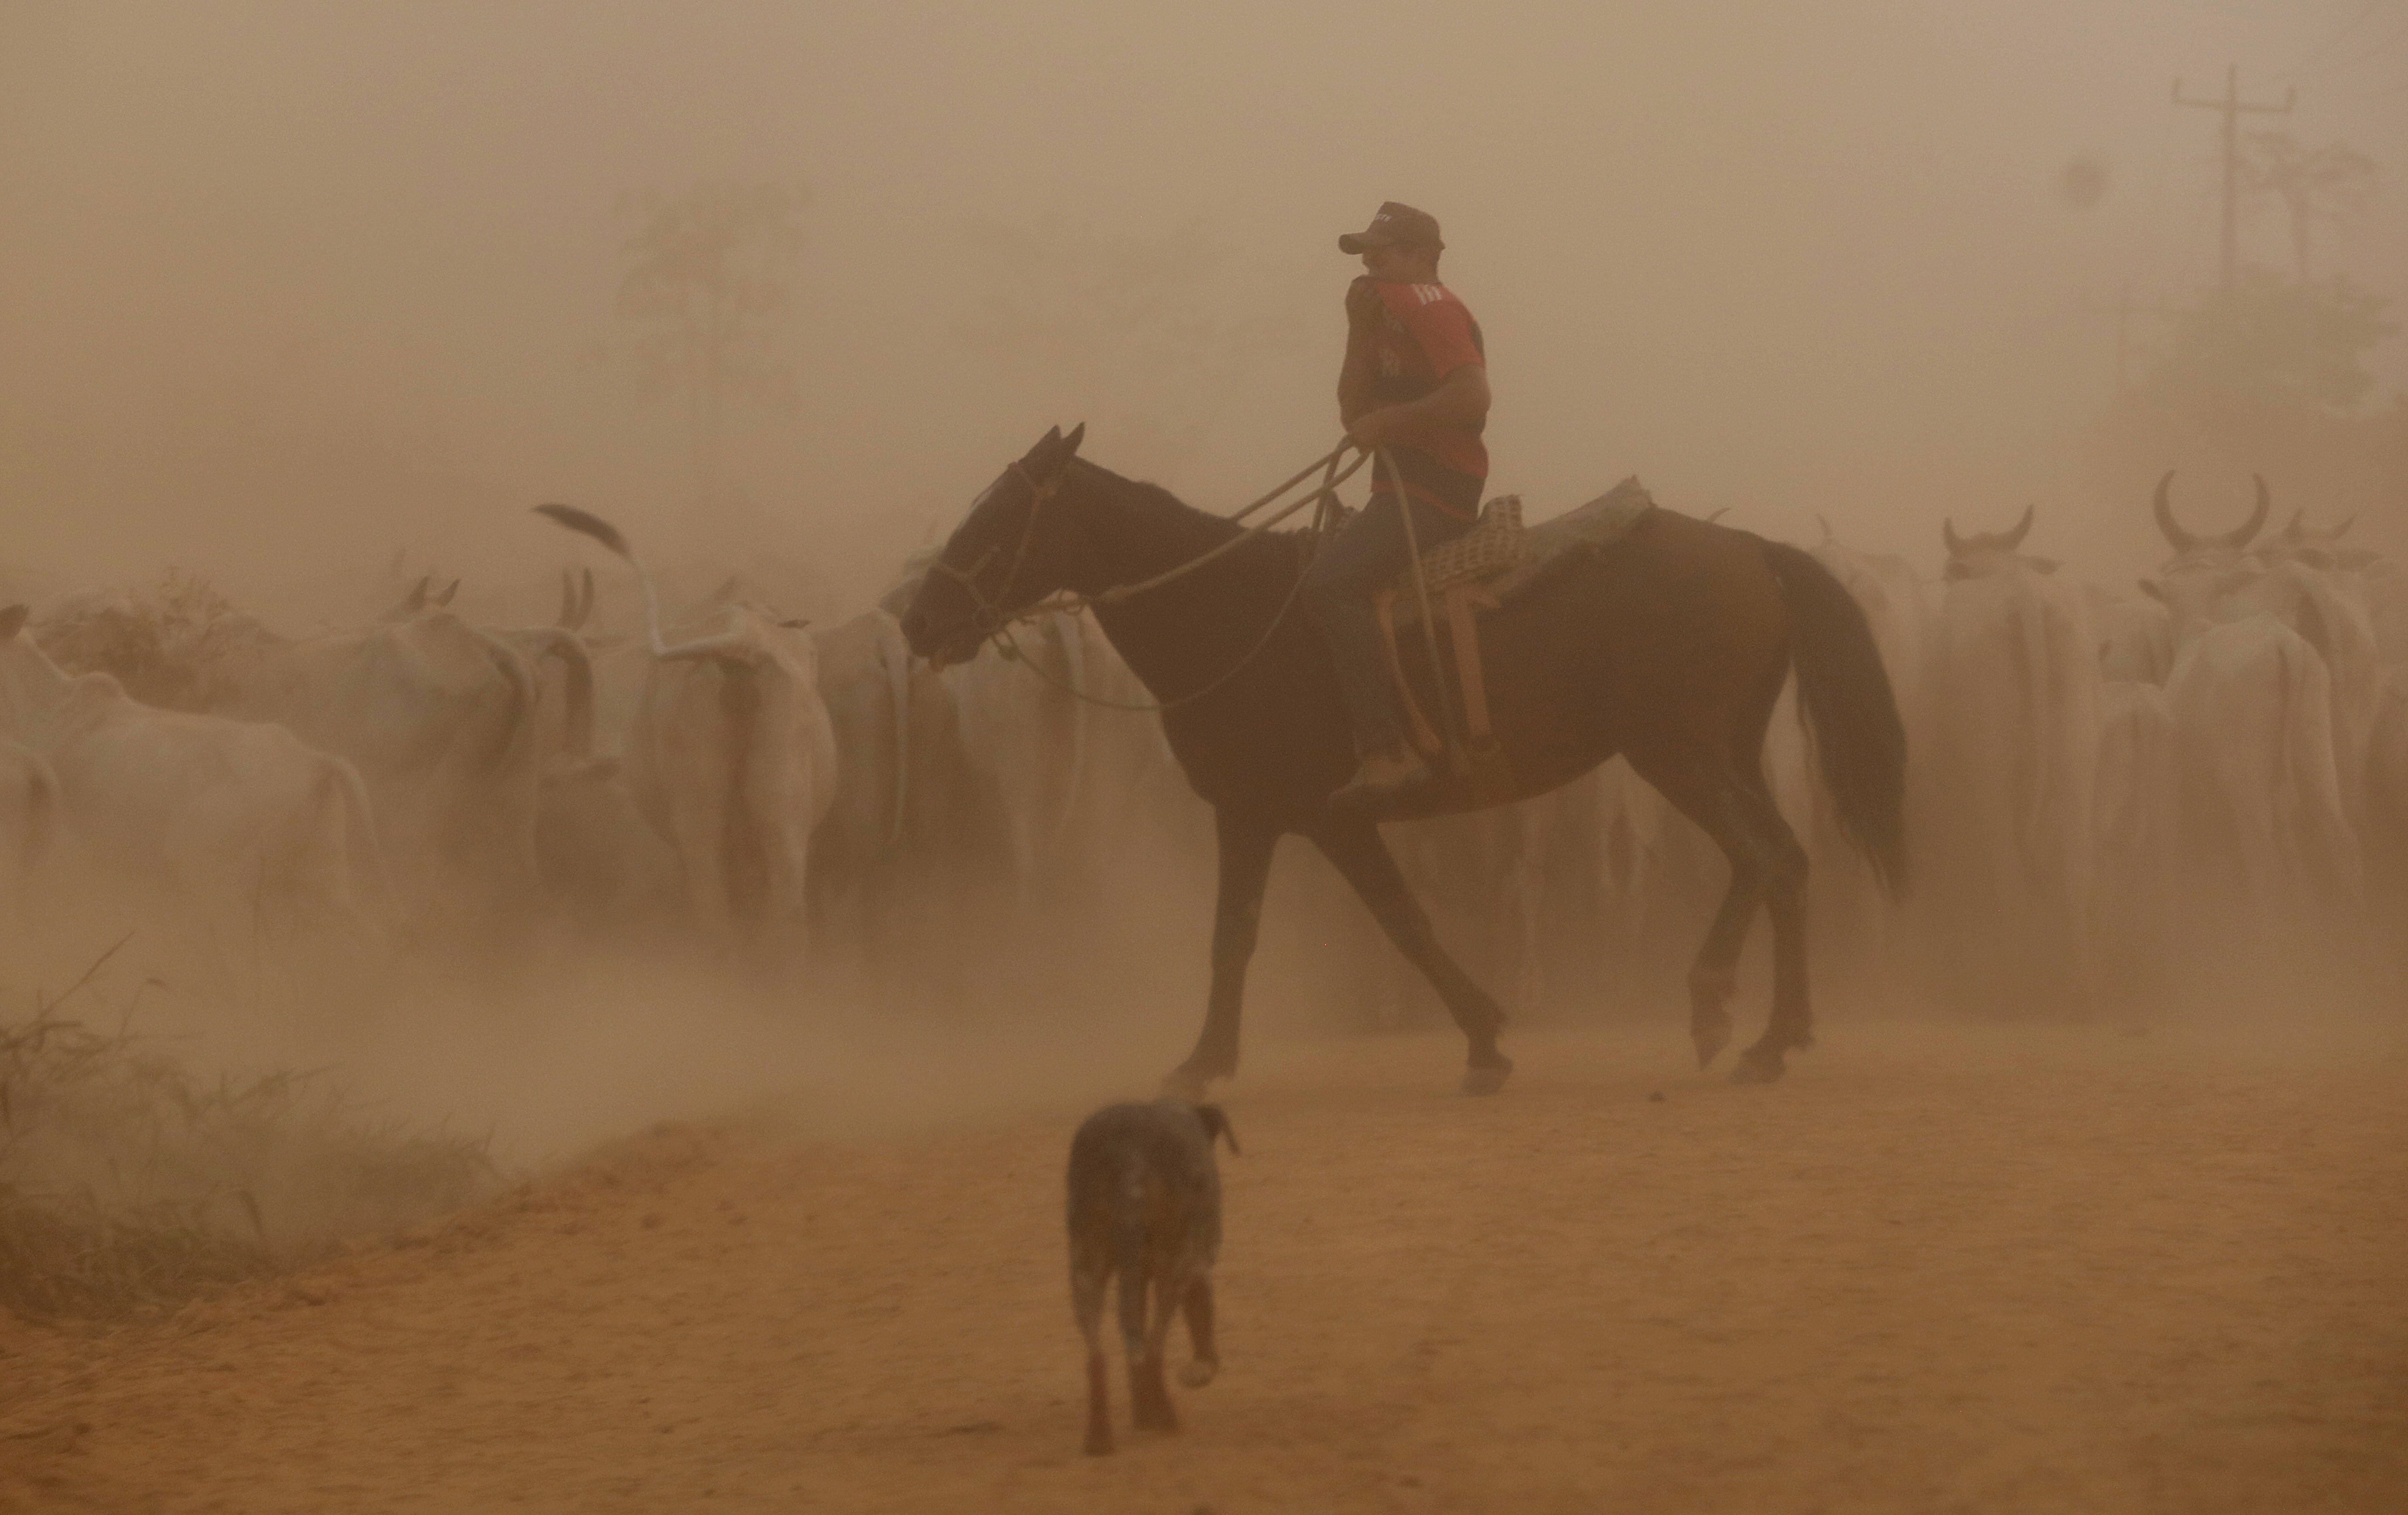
left=1301, top=486, right=1476, bottom=756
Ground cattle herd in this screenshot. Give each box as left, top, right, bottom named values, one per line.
left=1, top=473, right=2402, bottom=1028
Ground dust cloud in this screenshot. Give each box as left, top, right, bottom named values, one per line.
left=6, top=1, right=2404, bottom=612
left=2, top=0, right=2405, bottom=1274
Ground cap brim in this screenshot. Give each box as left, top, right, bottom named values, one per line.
left=1338, top=232, right=1395, bottom=254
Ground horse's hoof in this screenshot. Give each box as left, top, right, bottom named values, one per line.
left=1727, top=1052, right=1786, bottom=1085
left=1460, top=1058, right=1513, bottom=1096
left=1690, top=1009, right=1732, bottom=1069
left=1178, top=1359, right=1217, bottom=1388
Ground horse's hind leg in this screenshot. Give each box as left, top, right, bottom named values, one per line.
left=1628, top=749, right=1788, bottom=1073
left=1310, top=814, right=1513, bottom=1094
left=1727, top=774, right=1811, bottom=1082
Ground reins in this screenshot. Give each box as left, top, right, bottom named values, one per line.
left=935, top=440, right=1366, bottom=713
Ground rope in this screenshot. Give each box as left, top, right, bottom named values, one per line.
left=972, top=447, right=1356, bottom=715
left=1093, top=444, right=1368, bottom=605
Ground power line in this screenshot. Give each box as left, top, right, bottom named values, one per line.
left=2172, top=65, right=2296, bottom=289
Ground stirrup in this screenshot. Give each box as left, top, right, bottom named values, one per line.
left=1329, top=749, right=1431, bottom=808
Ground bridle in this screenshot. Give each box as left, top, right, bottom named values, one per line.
left=917, top=439, right=1370, bottom=711
left=925, top=460, right=1065, bottom=647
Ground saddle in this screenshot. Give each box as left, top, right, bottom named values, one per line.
left=1368, top=477, right=1656, bottom=772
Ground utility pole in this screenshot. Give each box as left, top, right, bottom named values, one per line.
left=2082, top=285, right=2183, bottom=392
left=2173, top=64, right=2295, bottom=290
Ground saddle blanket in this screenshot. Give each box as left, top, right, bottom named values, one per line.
left=1380, top=475, right=1656, bottom=621
left=1369, top=476, right=1657, bottom=776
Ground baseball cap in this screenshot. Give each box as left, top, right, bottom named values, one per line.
left=1338, top=202, right=1443, bottom=254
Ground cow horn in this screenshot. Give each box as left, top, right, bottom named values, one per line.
left=2228, top=475, right=2269, bottom=548
left=1942, top=517, right=1966, bottom=556
left=2152, top=471, right=2198, bottom=553
left=2004, top=503, right=2035, bottom=551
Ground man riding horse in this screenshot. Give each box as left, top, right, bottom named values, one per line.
left=1306, top=202, right=1493, bottom=807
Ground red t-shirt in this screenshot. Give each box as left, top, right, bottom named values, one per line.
left=1366, top=281, right=1488, bottom=486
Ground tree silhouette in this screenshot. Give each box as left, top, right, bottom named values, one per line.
left=618, top=183, right=808, bottom=523
left=2149, top=269, right=2395, bottom=412
left=2243, top=132, right=2374, bottom=284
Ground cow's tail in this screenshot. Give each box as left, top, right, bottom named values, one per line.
left=535, top=503, right=676, bottom=657
left=1760, top=540, right=1909, bottom=899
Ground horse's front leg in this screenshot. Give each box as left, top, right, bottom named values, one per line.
left=1165, top=807, right=1280, bottom=1096
left=1309, top=813, right=1513, bottom=1094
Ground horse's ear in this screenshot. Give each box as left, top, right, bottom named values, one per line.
left=1023, top=426, right=1064, bottom=465
left=1062, top=422, right=1085, bottom=458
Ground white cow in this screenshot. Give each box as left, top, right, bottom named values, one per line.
left=1927, top=507, right=2101, bottom=1000
left=939, top=607, right=1096, bottom=909
left=223, top=610, right=546, bottom=924
left=2164, top=616, right=2360, bottom=910
left=2092, top=590, right=2174, bottom=684
left=537, top=506, right=837, bottom=963
left=0, top=605, right=390, bottom=964
left=35, top=581, right=552, bottom=931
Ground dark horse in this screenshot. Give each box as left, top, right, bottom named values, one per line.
left=901, top=426, right=1906, bottom=1090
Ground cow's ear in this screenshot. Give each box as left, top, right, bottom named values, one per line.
left=2138, top=579, right=2165, bottom=603
left=0, top=604, right=25, bottom=640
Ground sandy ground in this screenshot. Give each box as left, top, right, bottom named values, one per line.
left=3, top=1019, right=2404, bottom=1514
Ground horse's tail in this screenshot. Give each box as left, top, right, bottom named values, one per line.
left=1759, top=539, right=1909, bottom=900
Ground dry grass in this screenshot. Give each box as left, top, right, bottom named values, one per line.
left=0, top=972, right=495, bottom=1322
left=30, top=568, right=278, bottom=710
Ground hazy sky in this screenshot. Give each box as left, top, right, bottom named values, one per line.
left=4, top=0, right=2403, bottom=612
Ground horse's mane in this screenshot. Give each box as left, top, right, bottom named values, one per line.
left=1069, top=458, right=1321, bottom=567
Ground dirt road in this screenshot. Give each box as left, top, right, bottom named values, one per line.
left=5, top=1021, right=2404, bottom=1513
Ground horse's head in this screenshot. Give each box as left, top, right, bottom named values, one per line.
left=901, top=423, right=1085, bottom=667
